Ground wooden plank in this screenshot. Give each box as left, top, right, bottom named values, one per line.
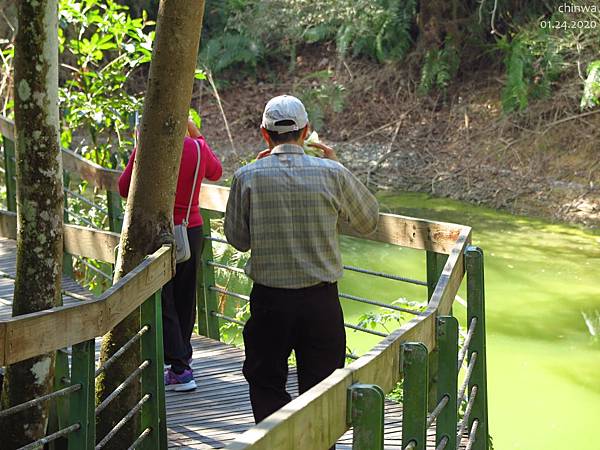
left=61, top=147, right=120, bottom=192
left=0, top=116, right=15, bottom=141
left=226, top=368, right=353, bottom=450
left=0, top=210, right=120, bottom=262
left=0, top=210, right=16, bottom=239
left=0, top=245, right=172, bottom=365
left=430, top=227, right=471, bottom=316
left=347, top=313, right=436, bottom=393
left=199, top=184, right=466, bottom=254
left=63, top=224, right=120, bottom=263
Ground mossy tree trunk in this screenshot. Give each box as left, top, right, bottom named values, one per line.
left=0, top=0, right=63, bottom=447
left=96, top=1, right=206, bottom=447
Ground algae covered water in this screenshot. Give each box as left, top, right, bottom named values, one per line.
left=339, top=192, right=600, bottom=450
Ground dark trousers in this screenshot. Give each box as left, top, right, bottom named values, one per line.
left=162, top=225, right=203, bottom=373
left=242, top=282, right=346, bottom=433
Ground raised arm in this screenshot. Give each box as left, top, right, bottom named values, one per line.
left=338, top=167, right=379, bottom=235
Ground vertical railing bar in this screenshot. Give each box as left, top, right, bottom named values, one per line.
left=465, top=246, right=489, bottom=450
left=436, top=316, right=459, bottom=450
left=402, top=342, right=428, bottom=450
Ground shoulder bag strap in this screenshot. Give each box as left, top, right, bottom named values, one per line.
left=183, top=139, right=201, bottom=226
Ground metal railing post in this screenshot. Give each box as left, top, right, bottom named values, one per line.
left=197, top=212, right=220, bottom=340
left=402, top=342, right=428, bottom=450
left=465, top=246, right=489, bottom=450
left=68, top=339, right=96, bottom=450
left=3, top=135, right=16, bottom=212
left=436, top=316, right=459, bottom=449
left=106, top=190, right=123, bottom=233
left=426, top=251, right=447, bottom=411
left=347, top=384, right=385, bottom=450
left=140, top=290, right=168, bottom=450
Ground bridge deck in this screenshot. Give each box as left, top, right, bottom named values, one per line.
left=0, top=237, right=466, bottom=449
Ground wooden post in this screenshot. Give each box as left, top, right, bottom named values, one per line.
left=402, top=342, right=428, bottom=450
left=196, top=213, right=220, bottom=340
left=140, top=291, right=168, bottom=450
left=347, top=384, right=385, bottom=450
left=426, top=251, right=447, bottom=411
left=68, top=340, right=96, bottom=450
left=435, top=316, right=459, bottom=449
left=2, top=136, right=16, bottom=212
left=465, top=246, right=489, bottom=450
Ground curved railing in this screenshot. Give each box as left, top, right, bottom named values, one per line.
left=0, top=116, right=489, bottom=450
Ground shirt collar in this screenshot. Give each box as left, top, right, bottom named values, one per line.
left=271, top=144, right=305, bottom=155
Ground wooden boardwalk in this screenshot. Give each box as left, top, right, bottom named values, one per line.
left=0, top=237, right=467, bottom=449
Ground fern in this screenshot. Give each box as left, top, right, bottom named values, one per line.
left=499, top=28, right=565, bottom=113
left=200, top=32, right=263, bottom=75
left=581, top=60, right=600, bottom=110
left=418, top=38, right=460, bottom=95
left=501, top=38, right=529, bottom=112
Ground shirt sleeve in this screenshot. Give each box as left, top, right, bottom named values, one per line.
left=338, top=167, right=379, bottom=235
left=199, top=138, right=222, bottom=181
left=224, top=173, right=250, bottom=252
left=118, top=148, right=136, bottom=198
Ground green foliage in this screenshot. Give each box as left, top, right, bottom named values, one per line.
left=58, top=0, right=155, bottom=167
left=498, top=28, right=563, bottom=113
left=0, top=41, right=14, bottom=116
left=418, top=39, right=460, bottom=96
left=295, top=70, right=346, bottom=131
left=199, top=32, right=263, bottom=75
left=581, top=61, right=600, bottom=110
left=336, top=0, right=416, bottom=63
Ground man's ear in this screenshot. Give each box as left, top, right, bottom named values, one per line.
left=260, top=127, right=273, bottom=149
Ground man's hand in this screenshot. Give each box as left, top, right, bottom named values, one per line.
left=307, top=142, right=338, bottom=161
left=256, top=148, right=271, bottom=159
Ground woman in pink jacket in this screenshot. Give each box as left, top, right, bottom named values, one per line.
left=119, top=119, right=222, bottom=391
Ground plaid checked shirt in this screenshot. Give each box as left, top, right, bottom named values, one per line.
left=224, top=144, right=379, bottom=288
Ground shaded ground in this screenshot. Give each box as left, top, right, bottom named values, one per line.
left=195, top=45, right=600, bottom=228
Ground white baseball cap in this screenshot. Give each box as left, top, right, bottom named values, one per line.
left=261, top=95, right=309, bottom=134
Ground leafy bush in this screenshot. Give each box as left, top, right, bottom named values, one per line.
left=199, top=32, right=263, bottom=75
left=498, top=28, right=563, bottom=113
left=418, top=38, right=460, bottom=95
left=294, top=70, right=346, bottom=131
left=336, top=0, right=417, bottom=63
left=58, top=0, right=155, bottom=167
left=581, top=60, right=600, bottom=110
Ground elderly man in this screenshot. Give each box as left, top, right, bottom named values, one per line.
left=224, top=95, right=379, bottom=433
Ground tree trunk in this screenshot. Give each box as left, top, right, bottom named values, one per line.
left=0, top=0, right=63, bottom=447
left=96, top=1, right=206, bottom=447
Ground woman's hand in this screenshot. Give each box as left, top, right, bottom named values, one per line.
left=187, top=118, right=202, bottom=138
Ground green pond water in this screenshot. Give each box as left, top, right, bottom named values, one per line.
left=218, top=191, right=600, bottom=450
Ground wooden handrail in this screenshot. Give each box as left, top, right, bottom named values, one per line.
left=0, top=245, right=172, bottom=366
left=199, top=184, right=464, bottom=254
left=0, top=116, right=120, bottom=191
left=0, top=210, right=120, bottom=263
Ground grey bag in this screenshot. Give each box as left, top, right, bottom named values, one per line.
left=174, top=139, right=201, bottom=264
